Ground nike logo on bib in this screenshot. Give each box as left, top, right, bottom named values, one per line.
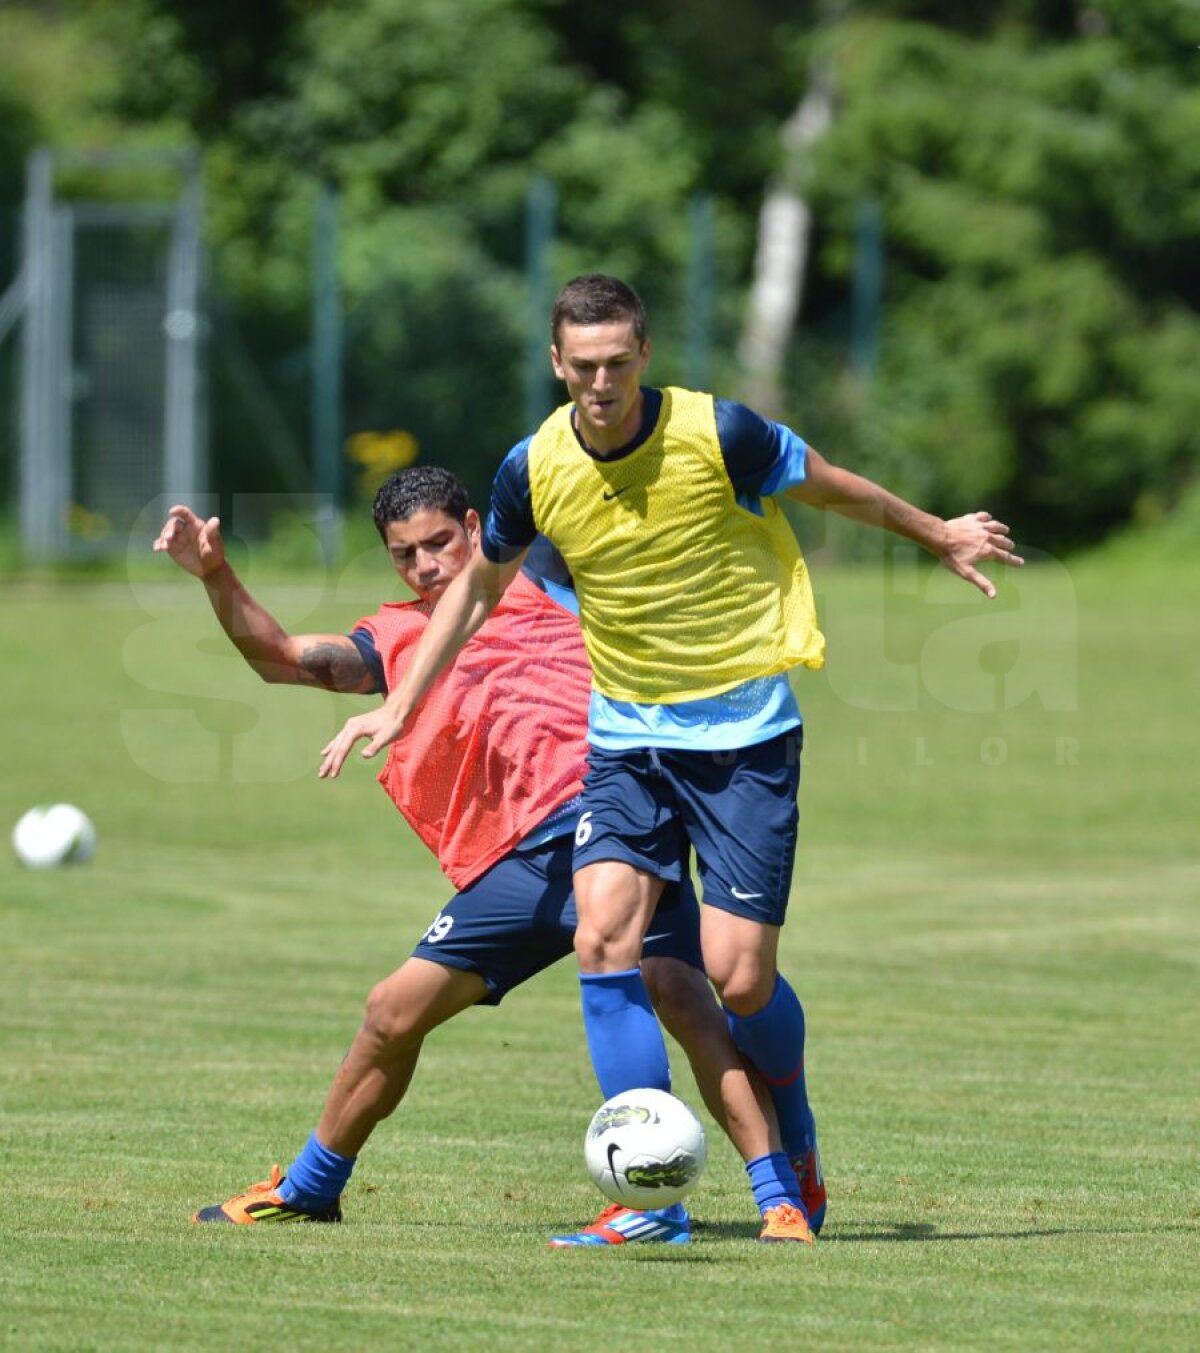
left=602, top=485, right=631, bottom=501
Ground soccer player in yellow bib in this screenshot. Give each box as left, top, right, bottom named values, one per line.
left=320, top=274, right=1024, bottom=1245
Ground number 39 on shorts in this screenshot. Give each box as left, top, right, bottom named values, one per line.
left=575, top=811, right=593, bottom=847
left=421, top=912, right=454, bottom=944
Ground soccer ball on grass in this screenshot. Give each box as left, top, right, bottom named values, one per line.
left=584, top=1087, right=707, bottom=1209
left=11, top=804, right=96, bottom=869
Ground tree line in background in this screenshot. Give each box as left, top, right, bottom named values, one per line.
left=1, top=0, right=1197, bottom=553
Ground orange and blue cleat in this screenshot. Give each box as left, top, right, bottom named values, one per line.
left=758, top=1201, right=815, bottom=1244
left=191, top=1165, right=342, bottom=1225
left=549, top=1202, right=691, bottom=1248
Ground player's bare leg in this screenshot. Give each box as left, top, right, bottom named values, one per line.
left=699, top=906, right=822, bottom=1239
left=193, top=959, right=486, bottom=1224
left=698, top=907, right=780, bottom=1015
left=316, top=959, right=488, bottom=1156
left=572, top=859, right=661, bottom=972
left=642, top=956, right=777, bottom=1163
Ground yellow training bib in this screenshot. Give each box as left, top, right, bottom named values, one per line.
left=526, top=387, right=825, bottom=703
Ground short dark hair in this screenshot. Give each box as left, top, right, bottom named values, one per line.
left=551, top=274, right=647, bottom=347
left=372, top=465, right=470, bottom=539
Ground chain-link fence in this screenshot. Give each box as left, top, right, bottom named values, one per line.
left=0, top=154, right=749, bottom=561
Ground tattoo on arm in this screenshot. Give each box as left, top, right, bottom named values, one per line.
left=296, top=641, right=373, bottom=693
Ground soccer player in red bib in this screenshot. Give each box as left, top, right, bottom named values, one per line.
left=157, top=467, right=798, bottom=1244
left=320, top=276, right=1023, bottom=1245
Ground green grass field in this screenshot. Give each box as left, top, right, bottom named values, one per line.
left=1, top=546, right=1197, bottom=1350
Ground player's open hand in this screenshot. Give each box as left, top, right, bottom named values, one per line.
left=938, top=512, right=1024, bottom=598
left=318, top=704, right=410, bottom=779
left=152, top=504, right=225, bottom=579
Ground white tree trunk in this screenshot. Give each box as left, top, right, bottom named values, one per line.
left=738, top=71, right=833, bottom=418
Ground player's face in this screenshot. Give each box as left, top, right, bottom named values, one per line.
left=550, top=319, right=651, bottom=453
left=383, top=507, right=480, bottom=603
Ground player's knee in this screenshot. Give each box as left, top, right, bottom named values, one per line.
left=361, top=978, right=421, bottom=1050
left=573, top=919, right=643, bottom=971
left=572, top=922, right=609, bottom=970
left=708, top=964, right=775, bottom=1017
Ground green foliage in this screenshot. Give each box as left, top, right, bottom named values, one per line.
left=0, top=1, right=1197, bottom=550
left=542, top=0, right=818, bottom=201
left=0, top=88, right=38, bottom=205
left=291, top=0, right=579, bottom=195
left=1085, top=476, right=1200, bottom=572
left=805, top=14, right=1200, bottom=548
left=96, top=0, right=730, bottom=497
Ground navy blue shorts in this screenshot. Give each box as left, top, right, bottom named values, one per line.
left=573, top=729, right=803, bottom=926
left=409, top=834, right=704, bottom=1005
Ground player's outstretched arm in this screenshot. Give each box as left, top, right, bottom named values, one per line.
left=786, top=449, right=1024, bottom=599
left=152, top=504, right=376, bottom=692
left=318, top=547, right=523, bottom=778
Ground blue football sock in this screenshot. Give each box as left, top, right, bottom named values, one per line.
left=580, top=968, right=671, bottom=1100
left=650, top=1201, right=688, bottom=1222
left=278, top=1131, right=356, bottom=1211
left=745, top=1152, right=802, bottom=1215
left=726, top=974, right=816, bottom=1161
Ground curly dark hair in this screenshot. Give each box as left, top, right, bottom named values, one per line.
left=372, top=466, right=470, bottom=539
left=551, top=274, right=647, bottom=346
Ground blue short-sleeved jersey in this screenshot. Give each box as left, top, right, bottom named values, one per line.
left=482, top=391, right=809, bottom=564
left=480, top=390, right=810, bottom=751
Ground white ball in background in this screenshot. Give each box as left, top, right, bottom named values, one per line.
left=11, top=804, right=96, bottom=870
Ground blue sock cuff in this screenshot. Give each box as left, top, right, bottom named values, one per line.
left=279, top=1131, right=356, bottom=1211
left=745, top=1151, right=801, bottom=1215
left=722, top=972, right=784, bottom=1027
left=725, top=974, right=805, bottom=1081
left=579, top=969, right=656, bottom=1018
left=651, top=1201, right=688, bottom=1223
